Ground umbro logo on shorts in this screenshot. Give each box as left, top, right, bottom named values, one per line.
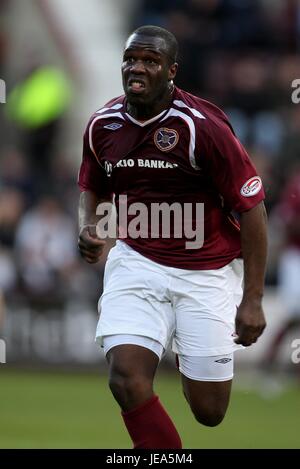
left=214, top=358, right=232, bottom=364
left=104, top=123, right=123, bottom=130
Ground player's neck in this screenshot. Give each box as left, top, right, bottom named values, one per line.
left=127, top=82, right=174, bottom=122
left=127, top=104, right=167, bottom=122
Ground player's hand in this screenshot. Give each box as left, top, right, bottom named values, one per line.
left=234, top=298, right=266, bottom=347
left=78, top=225, right=106, bottom=264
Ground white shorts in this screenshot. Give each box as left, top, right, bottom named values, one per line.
left=96, top=241, right=244, bottom=359
left=102, top=334, right=234, bottom=381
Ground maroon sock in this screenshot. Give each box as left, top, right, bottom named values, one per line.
left=122, top=394, right=182, bottom=449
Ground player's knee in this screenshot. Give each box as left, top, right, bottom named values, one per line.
left=191, top=406, right=226, bottom=427
left=109, top=373, right=152, bottom=407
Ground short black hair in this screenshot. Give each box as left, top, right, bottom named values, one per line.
left=130, top=25, right=178, bottom=64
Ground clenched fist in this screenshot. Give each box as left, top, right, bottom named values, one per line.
left=78, top=225, right=106, bottom=264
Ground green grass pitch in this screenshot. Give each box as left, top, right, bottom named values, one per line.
left=0, top=369, right=299, bottom=448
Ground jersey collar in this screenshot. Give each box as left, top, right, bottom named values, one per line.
left=124, top=108, right=169, bottom=127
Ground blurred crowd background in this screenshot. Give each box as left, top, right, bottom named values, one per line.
left=0, top=0, right=299, bottom=376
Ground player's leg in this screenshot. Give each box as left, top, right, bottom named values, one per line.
left=105, top=340, right=160, bottom=411
left=178, top=354, right=233, bottom=426
left=181, top=379, right=232, bottom=427
left=104, top=337, right=182, bottom=449
left=172, top=258, right=244, bottom=427
left=96, top=242, right=180, bottom=448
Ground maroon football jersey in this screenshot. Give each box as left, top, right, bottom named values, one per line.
left=78, top=87, right=265, bottom=269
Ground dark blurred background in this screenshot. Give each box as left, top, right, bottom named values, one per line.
left=0, top=1, right=299, bottom=440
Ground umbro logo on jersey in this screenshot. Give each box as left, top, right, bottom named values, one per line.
left=154, top=128, right=179, bottom=152
left=104, top=161, right=113, bottom=177
left=214, top=358, right=232, bottom=364
left=103, top=123, right=123, bottom=130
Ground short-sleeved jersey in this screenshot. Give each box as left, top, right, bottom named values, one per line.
left=78, top=86, right=264, bottom=270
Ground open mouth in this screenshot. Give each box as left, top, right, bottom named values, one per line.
left=128, top=79, right=146, bottom=93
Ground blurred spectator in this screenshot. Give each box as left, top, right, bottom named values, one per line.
left=261, top=0, right=300, bottom=51
left=15, top=196, right=77, bottom=307
left=0, top=249, right=16, bottom=293
left=275, top=106, right=300, bottom=188
left=50, top=153, right=79, bottom=216
left=0, top=187, right=25, bottom=248
left=0, top=290, right=4, bottom=331
left=263, top=167, right=300, bottom=370
left=6, top=64, right=72, bottom=197
left=228, top=56, right=273, bottom=115
left=275, top=55, right=300, bottom=106
left=0, top=1, right=8, bottom=75
left=0, top=187, right=24, bottom=328
left=0, top=147, right=35, bottom=205
left=135, top=0, right=270, bottom=92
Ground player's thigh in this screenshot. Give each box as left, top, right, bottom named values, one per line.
left=107, top=343, right=159, bottom=375
left=177, top=353, right=234, bottom=425
left=181, top=374, right=232, bottom=426
left=105, top=335, right=163, bottom=379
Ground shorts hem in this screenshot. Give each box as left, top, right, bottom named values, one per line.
left=172, top=344, right=244, bottom=356
left=104, top=342, right=163, bottom=360
left=179, top=367, right=234, bottom=382
left=95, top=332, right=166, bottom=349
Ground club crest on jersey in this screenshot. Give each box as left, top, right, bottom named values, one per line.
left=103, top=123, right=123, bottom=130
left=154, top=128, right=179, bottom=152
left=240, top=176, right=262, bottom=197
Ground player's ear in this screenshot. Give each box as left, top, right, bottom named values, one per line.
left=168, top=63, right=178, bottom=81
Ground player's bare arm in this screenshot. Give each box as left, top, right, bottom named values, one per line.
left=235, top=201, right=268, bottom=346
left=78, top=190, right=108, bottom=263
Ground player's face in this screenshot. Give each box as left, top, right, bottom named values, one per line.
left=122, top=34, right=177, bottom=108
